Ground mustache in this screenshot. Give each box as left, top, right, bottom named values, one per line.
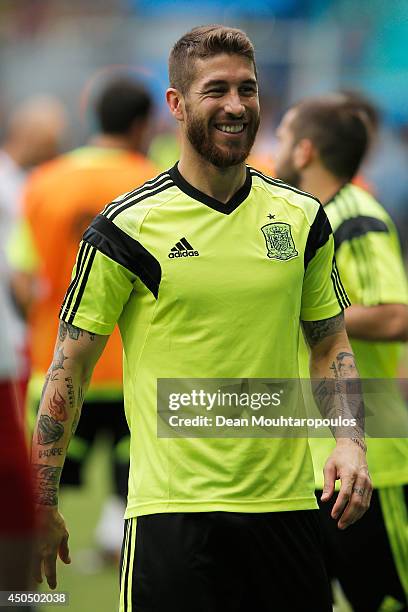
left=214, top=112, right=257, bottom=123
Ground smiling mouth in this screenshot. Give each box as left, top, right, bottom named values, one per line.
left=215, top=124, right=245, bottom=134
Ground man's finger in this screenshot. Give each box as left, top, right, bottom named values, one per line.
left=321, top=461, right=336, bottom=502
left=33, top=556, right=43, bottom=584
left=337, top=474, right=371, bottom=529
left=44, top=553, right=58, bottom=590
left=362, top=481, right=372, bottom=510
left=365, top=483, right=373, bottom=509
left=360, top=468, right=372, bottom=510
left=59, top=533, right=71, bottom=564
left=331, top=474, right=353, bottom=519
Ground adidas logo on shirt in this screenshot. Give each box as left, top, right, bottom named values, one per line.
left=168, top=237, right=199, bottom=258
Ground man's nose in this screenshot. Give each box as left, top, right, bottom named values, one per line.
left=224, top=92, right=245, bottom=117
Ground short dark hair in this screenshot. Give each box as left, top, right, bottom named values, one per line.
left=337, top=89, right=380, bottom=141
left=169, top=25, right=256, bottom=95
left=95, top=78, right=152, bottom=135
left=290, top=97, right=370, bottom=181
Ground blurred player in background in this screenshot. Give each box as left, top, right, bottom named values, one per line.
left=0, top=95, right=65, bottom=598
left=275, top=94, right=408, bottom=611
left=0, top=96, right=67, bottom=414
left=10, top=78, right=157, bottom=563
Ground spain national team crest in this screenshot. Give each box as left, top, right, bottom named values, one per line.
left=261, top=222, right=298, bottom=261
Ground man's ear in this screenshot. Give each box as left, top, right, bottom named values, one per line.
left=166, top=88, right=185, bottom=122
left=293, top=138, right=315, bottom=170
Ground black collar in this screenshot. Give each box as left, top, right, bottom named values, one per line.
left=168, top=162, right=252, bottom=215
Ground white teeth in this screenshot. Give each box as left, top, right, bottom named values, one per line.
left=217, top=124, right=244, bottom=133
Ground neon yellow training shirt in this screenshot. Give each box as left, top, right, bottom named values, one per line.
left=303, top=183, right=408, bottom=488
left=60, top=164, right=349, bottom=517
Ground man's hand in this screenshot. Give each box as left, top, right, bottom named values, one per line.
left=34, top=506, right=71, bottom=590
left=321, top=439, right=372, bottom=530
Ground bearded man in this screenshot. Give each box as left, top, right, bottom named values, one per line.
left=32, top=26, right=371, bottom=612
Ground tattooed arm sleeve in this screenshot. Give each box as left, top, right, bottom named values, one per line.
left=31, top=321, right=109, bottom=506
left=301, top=312, right=365, bottom=449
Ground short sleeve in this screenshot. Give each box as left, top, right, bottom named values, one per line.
left=59, top=245, right=135, bottom=335
left=334, top=219, right=408, bottom=307
left=59, top=214, right=161, bottom=335
left=301, top=205, right=350, bottom=321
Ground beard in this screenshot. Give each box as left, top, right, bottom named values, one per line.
left=275, top=158, right=301, bottom=188
left=185, top=106, right=260, bottom=168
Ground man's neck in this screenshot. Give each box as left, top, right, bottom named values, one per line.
left=88, top=134, right=133, bottom=151
left=299, top=168, right=344, bottom=206
left=178, top=143, right=247, bottom=204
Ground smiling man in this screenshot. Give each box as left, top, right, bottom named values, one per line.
left=32, top=26, right=371, bottom=611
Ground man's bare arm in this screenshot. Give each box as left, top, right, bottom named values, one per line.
left=344, top=303, right=408, bottom=342
left=9, top=270, right=38, bottom=320
left=31, top=320, right=109, bottom=588
left=302, top=312, right=372, bottom=530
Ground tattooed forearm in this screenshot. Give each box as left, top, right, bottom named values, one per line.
left=302, top=312, right=344, bottom=348
left=65, top=377, right=75, bottom=408
left=33, top=464, right=62, bottom=483
left=330, top=351, right=358, bottom=377
left=59, top=321, right=78, bottom=342
left=37, top=414, right=64, bottom=445
left=58, top=321, right=95, bottom=343
left=312, top=349, right=365, bottom=444
left=71, top=407, right=81, bottom=436
left=70, top=386, right=84, bottom=435
left=39, top=447, right=63, bottom=458
left=52, top=346, right=68, bottom=371
left=32, top=323, right=106, bottom=511
left=40, top=371, right=51, bottom=406
left=32, top=465, right=62, bottom=506
left=48, top=389, right=68, bottom=421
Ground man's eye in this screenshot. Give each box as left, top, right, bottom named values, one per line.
left=207, top=89, right=225, bottom=95
left=240, top=87, right=256, bottom=95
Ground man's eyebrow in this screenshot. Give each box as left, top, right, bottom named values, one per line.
left=201, top=78, right=257, bottom=89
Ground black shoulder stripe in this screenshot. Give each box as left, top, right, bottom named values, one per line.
left=304, top=205, right=332, bottom=269
left=249, top=168, right=320, bottom=204
left=334, top=216, right=388, bottom=250
left=107, top=180, right=174, bottom=221
left=120, top=170, right=171, bottom=204
left=83, top=214, right=162, bottom=299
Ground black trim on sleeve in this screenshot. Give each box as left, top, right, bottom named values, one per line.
left=59, top=241, right=90, bottom=320
left=334, top=216, right=389, bottom=250
left=107, top=175, right=174, bottom=221
left=68, top=246, right=97, bottom=324
left=331, top=257, right=351, bottom=309
left=169, top=163, right=252, bottom=214
left=83, top=214, right=162, bottom=299
left=304, top=205, right=332, bottom=270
